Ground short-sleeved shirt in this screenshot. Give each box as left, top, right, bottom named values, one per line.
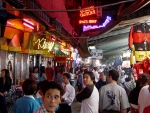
left=34, top=104, right=49, bottom=113
left=138, top=85, right=150, bottom=113
left=14, top=96, right=40, bottom=113
left=99, top=83, right=130, bottom=112
left=76, top=84, right=99, bottom=113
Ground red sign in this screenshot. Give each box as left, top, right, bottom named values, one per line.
left=79, top=20, right=97, bottom=24
left=80, top=6, right=96, bottom=17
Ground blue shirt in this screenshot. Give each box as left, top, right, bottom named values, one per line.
left=14, top=96, right=40, bottom=113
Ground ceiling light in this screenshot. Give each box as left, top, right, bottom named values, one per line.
left=89, top=46, right=96, bottom=49
left=23, top=19, right=34, bottom=26
left=23, top=22, right=34, bottom=29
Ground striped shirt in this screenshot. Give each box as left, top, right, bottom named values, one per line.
left=34, top=105, right=52, bottom=113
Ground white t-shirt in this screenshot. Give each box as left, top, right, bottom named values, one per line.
left=80, top=86, right=99, bottom=113
left=92, top=70, right=99, bottom=83
left=99, top=83, right=130, bottom=112
left=138, top=85, right=150, bottom=113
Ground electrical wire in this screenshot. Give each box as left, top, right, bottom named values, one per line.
left=0, top=0, right=135, bottom=12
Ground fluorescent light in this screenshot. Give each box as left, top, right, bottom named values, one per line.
left=23, top=19, right=34, bottom=26
left=7, top=21, right=14, bottom=26
left=23, top=22, right=34, bottom=29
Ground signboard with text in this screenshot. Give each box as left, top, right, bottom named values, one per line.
left=90, top=49, right=103, bottom=59
left=80, top=6, right=96, bottom=17
left=135, top=51, right=150, bottom=61
left=79, top=6, right=99, bottom=25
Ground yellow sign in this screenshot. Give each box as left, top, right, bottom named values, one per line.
left=29, top=49, right=35, bottom=54
left=21, top=49, right=29, bottom=53
left=44, top=54, right=54, bottom=58
left=135, top=51, right=150, bottom=61
left=0, top=45, right=8, bottom=50
left=9, top=46, right=21, bottom=52
left=35, top=38, right=54, bottom=52
left=34, top=50, right=50, bottom=55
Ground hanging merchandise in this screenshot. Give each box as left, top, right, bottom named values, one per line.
left=129, top=23, right=150, bottom=64
left=128, top=23, right=150, bottom=50
left=133, top=57, right=150, bottom=79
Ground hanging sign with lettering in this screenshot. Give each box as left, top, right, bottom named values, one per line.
left=34, top=38, right=54, bottom=52
left=90, top=49, right=103, bottom=59
left=79, top=20, right=97, bottom=24
left=80, top=6, right=96, bottom=17
left=79, top=6, right=98, bottom=25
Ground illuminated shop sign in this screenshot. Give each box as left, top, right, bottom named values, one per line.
left=80, top=6, right=96, bottom=17
left=59, top=45, right=69, bottom=55
left=61, top=49, right=69, bottom=55
left=79, top=6, right=97, bottom=25
left=83, top=16, right=111, bottom=32
left=35, top=38, right=54, bottom=52
left=79, top=20, right=97, bottom=24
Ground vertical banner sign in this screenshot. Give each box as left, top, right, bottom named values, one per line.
left=96, top=7, right=102, bottom=18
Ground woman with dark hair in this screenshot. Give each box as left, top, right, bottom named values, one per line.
left=138, top=73, right=150, bottom=113
left=7, top=60, right=13, bottom=83
left=76, top=71, right=99, bottom=113
left=57, top=70, right=63, bottom=85
left=39, top=66, right=47, bottom=81
left=0, top=69, right=12, bottom=113
left=31, top=67, right=39, bottom=83
left=129, top=74, right=149, bottom=113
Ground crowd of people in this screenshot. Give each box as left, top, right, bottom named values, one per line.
left=0, top=61, right=150, bottom=113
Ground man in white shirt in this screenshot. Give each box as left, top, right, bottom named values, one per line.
left=92, top=67, right=99, bottom=83
left=61, top=73, right=75, bottom=113
left=76, top=71, right=99, bottom=113
left=99, top=69, right=129, bottom=113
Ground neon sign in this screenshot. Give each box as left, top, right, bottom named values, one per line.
left=79, top=20, right=97, bottom=24
left=80, top=6, right=96, bottom=17
left=35, top=38, right=54, bottom=52
left=83, top=16, right=111, bottom=32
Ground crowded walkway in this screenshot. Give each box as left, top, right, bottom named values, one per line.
left=0, top=63, right=150, bottom=113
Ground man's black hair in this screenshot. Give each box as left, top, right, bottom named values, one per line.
left=42, top=81, right=63, bottom=95
left=22, top=79, right=37, bottom=95
left=63, top=73, right=71, bottom=79
left=83, top=71, right=95, bottom=83
left=109, top=69, right=119, bottom=81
